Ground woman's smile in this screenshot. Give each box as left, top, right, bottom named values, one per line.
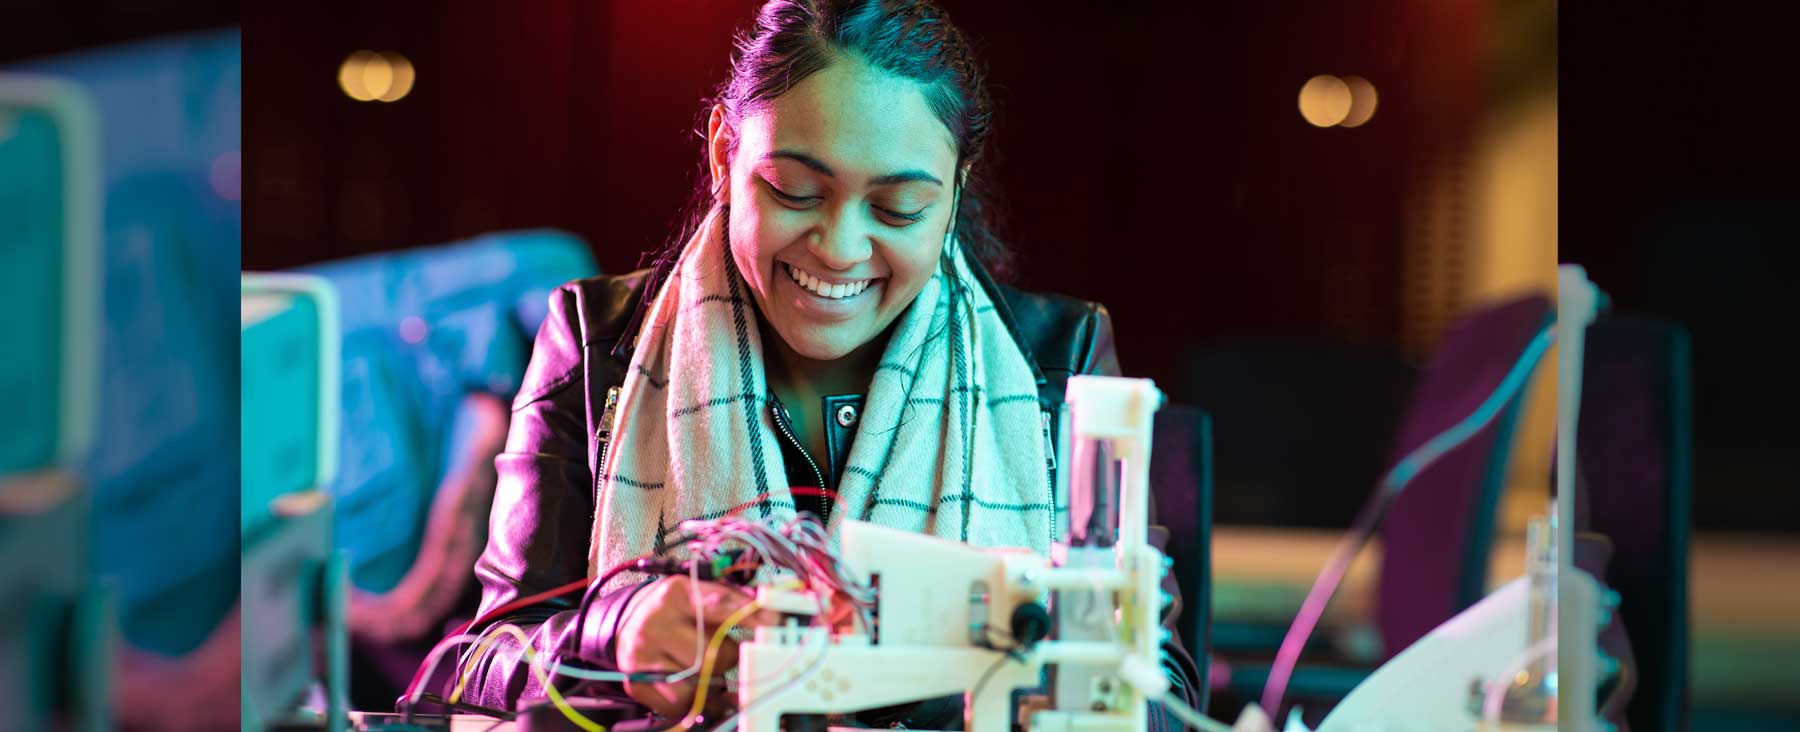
left=779, top=261, right=885, bottom=321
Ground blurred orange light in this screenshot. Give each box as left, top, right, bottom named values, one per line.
left=377, top=52, right=415, bottom=102
left=361, top=55, right=394, bottom=100
left=339, top=51, right=377, bottom=101
left=1298, top=75, right=1352, bottom=127
left=339, top=50, right=414, bottom=103
left=1340, top=76, right=1378, bottom=128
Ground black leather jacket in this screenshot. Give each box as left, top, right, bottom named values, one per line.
left=457, top=259, right=1201, bottom=725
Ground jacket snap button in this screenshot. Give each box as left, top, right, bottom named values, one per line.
left=835, top=404, right=859, bottom=428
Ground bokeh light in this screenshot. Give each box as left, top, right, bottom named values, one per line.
left=338, top=50, right=415, bottom=103
left=209, top=150, right=241, bottom=201
left=1340, top=75, right=1379, bottom=128
left=1298, top=74, right=1352, bottom=127
left=377, top=52, right=415, bottom=102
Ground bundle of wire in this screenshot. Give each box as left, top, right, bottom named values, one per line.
left=677, top=512, right=876, bottom=627
left=399, top=511, right=862, bottom=731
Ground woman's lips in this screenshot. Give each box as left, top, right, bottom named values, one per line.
left=780, top=262, right=882, bottom=320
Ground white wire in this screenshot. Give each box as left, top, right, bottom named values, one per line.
left=1156, top=691, right=1236, bottom=732
left=708, top=626, right=833, bottom=732
left=408, top=633, right=486, bottom=712
left=738, top=589, right=831, bottom=687
left=529, top=511, right=865, bottom=729
left=445, top=513, right=869, bottom=707
left=550, top=548, right=710, bottom=684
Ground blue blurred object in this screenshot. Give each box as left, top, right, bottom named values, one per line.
left=241, top=274, right=340, bottom=535
left=0, top=74, right=100, bottom=477
left=0, top=72, right=109, bottom=732
left=295, top=230, right=597, bottom=594
left=11, top=29, right=242, bottom=655
left=240, top=273, right=349, bottom=732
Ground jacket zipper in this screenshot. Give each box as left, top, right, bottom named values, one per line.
left=1042, top=408, right=1058, bottom=546
left=769, top=397, right=829, bottom=524
left=594, top=386, right=621, bottom=504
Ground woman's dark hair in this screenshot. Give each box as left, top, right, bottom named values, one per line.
left=656, top=0, right=1011, bottom=280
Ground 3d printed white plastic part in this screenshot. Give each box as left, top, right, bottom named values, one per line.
left=732, top=376, right=1172, bottom=732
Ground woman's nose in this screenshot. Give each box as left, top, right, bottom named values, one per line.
left=808, top=211, right=872, bottom=271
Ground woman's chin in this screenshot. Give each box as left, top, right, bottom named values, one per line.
left=774, top=325, right=874, bottom=362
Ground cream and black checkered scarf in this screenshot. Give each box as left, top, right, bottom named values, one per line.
left=587, top=206, right=1054, bottom=588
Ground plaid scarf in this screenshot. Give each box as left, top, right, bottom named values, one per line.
left=587, top=206, right=1053, bottom=587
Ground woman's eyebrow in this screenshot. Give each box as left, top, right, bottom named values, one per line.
left=766, top=150, right=943, bottom=187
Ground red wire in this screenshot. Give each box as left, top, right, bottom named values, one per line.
left=406, top=486, right=837, bottom=701
left=402, top=577, right=589, bottom=702
left=723, top=486, right=840, bottom=517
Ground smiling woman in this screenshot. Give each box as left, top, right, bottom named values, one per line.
left=720, top=55, right=959, bottom=362
left=451, top=0, right=1199, bottom=726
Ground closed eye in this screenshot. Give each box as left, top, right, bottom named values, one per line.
left=763, top=179, right=821, bottom=208
left=875, top=206, right=926, bottom=226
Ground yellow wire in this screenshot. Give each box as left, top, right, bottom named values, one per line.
left=670, top=600, right=764, bottom=732
left=450, top=623, right=607, bottom=732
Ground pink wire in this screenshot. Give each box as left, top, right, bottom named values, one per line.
left=1259, top=497, right=1386, bottom=716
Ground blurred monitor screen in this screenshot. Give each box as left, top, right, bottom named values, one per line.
left=240, top=274, right=338, bottom=535
left=0, top=75, right=97, bottom=479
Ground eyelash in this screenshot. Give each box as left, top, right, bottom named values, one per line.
left=766, top=180, right=925, bottom=225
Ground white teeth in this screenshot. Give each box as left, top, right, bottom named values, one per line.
left=786, top=263, right=871, bottom=300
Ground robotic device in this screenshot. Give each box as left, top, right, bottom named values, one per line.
left=731, top=376, right=1217, bottom=732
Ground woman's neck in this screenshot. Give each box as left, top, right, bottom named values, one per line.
left=761, top=321, right=889, bottom=399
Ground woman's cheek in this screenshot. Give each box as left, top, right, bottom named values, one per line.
left=901, top=230, right=945, bottom=280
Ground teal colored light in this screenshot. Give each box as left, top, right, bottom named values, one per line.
left=0, top=107, right=65, bottom=476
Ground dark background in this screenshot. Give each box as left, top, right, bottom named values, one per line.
left=1560, top=2, right=1798, bottom=533
left=233, top=0, right=1473, bottom=371
left=7, top=0, right=1789, bottom=529
left=231, top=0, right=1512, bottom=529
left=219, top=0, right=1785, bottom=533
left=0, top=0, right=236, bottom=63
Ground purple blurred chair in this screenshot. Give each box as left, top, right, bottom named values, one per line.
left=1212, top=293, right=1553, bottom=721
left=1149, top=404, right=1215, bottom=713
left=1375, top=293, right=1554, bottom=655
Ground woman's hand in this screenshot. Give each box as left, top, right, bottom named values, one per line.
left=616, top=574, right=783, bottom=721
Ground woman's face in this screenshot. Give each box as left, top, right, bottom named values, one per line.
left=709, top=58, right=960, bottom=361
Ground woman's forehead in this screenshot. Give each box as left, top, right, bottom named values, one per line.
left=741, top=61, right=958, bottom=180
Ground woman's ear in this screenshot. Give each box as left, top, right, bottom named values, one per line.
left=706, top=104, right=733, bottom=204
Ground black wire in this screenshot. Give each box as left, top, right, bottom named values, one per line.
left=573, top=555, right=663, bottom=661
left=575, top=536, right=710, bottom=652
left=967, top=648, right=1025, bottom=712
left=415, top=692, right=515, bottom=720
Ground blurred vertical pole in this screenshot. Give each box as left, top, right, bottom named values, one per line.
left=1468, top=0, right=1560, bottom=541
